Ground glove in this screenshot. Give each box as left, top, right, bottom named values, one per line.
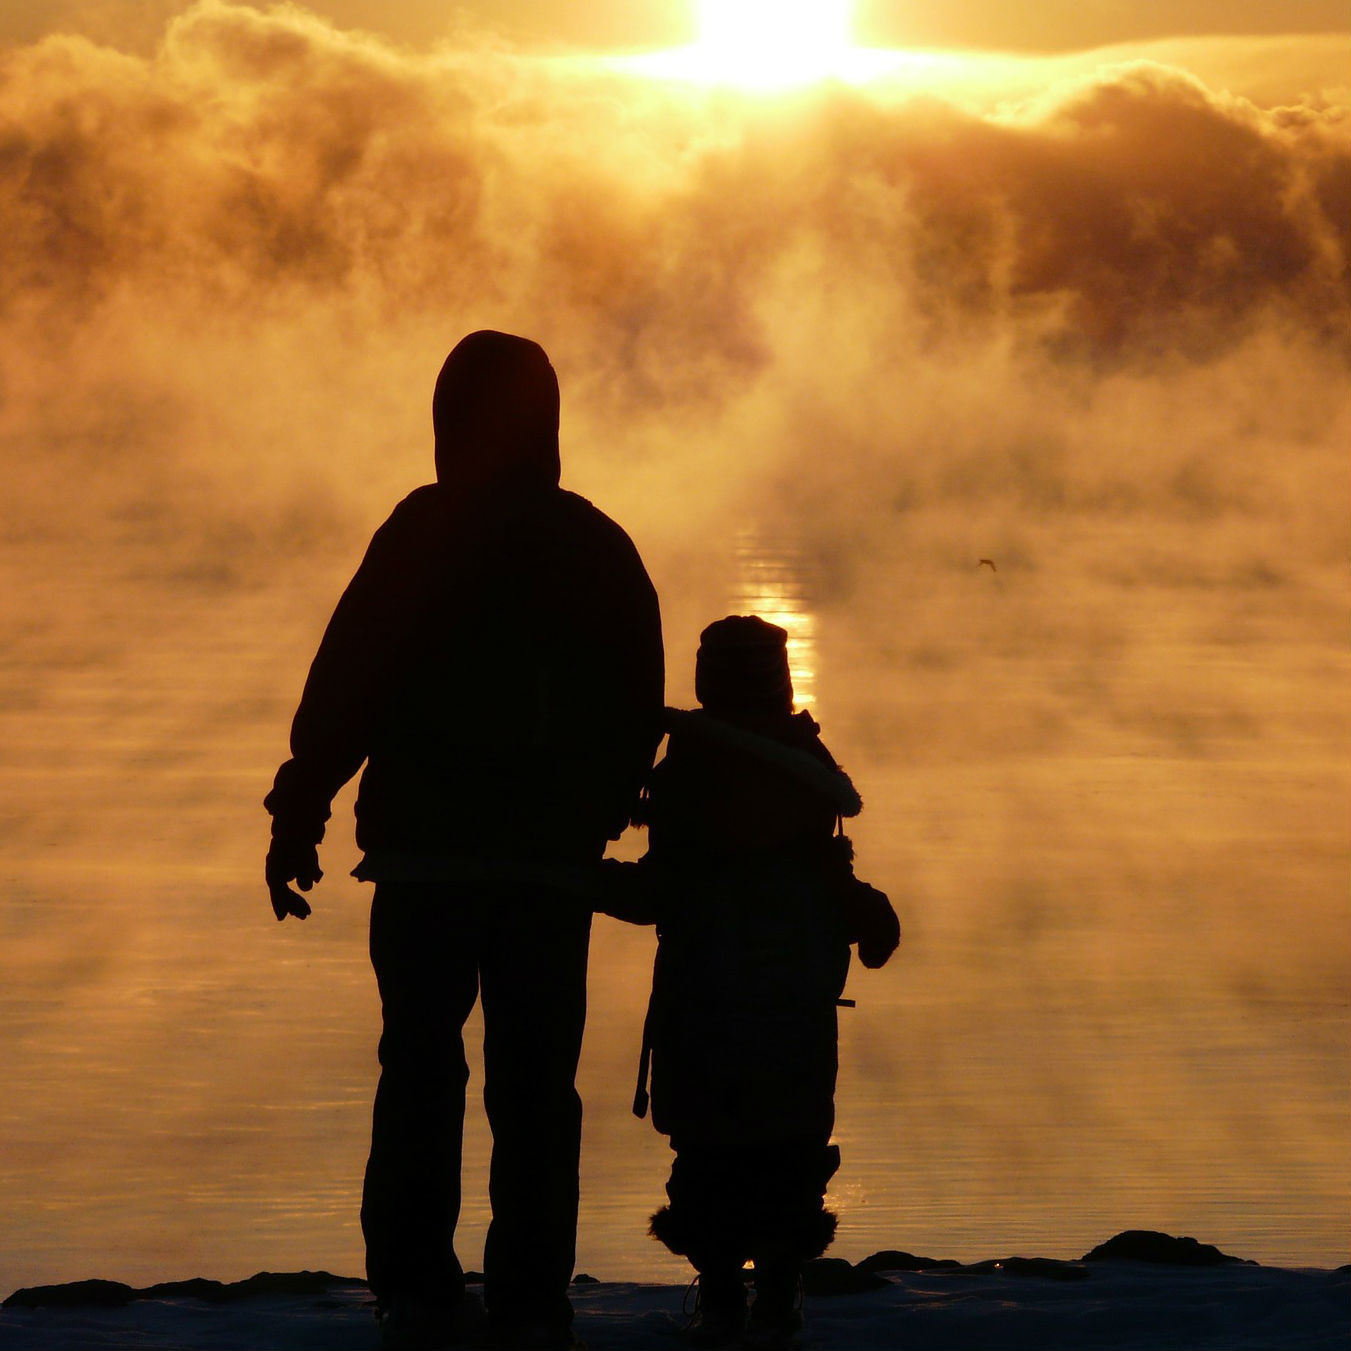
left=265, top=836, right=322, bottom=922
left=848, top=880, right=901, bottom=969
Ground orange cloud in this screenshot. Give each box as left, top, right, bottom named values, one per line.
left=3, top=7, right=1346, bottom=346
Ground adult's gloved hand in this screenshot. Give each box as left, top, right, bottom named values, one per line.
left=265, top=837, right=322, bottom=921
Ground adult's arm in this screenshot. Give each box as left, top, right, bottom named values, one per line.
left=584, top=510, right=665, bottom=838
left=264, top=492, right=440, bottom=897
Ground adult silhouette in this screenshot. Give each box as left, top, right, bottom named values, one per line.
left=264, top=331, right=664, bottom=1351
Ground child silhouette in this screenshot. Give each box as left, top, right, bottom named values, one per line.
left=602, top=616, right=899, bottom=1349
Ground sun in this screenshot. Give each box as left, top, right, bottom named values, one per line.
left=607, top=0, right=968, bottom=92
left=696, top=0, right=852, bottom=85
left=620, top=0, right=880, bottom=90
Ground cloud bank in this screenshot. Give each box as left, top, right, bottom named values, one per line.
left=3, top=8, right=1347, bottom=353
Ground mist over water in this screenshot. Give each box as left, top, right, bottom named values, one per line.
left=1, top=1, right=1348, bottom=1288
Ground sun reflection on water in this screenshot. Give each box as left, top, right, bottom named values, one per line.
left=730, top=529, right=817, bottom=711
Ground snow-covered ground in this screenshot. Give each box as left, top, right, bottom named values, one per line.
left=4, top=1237, right=1347, bottom=1351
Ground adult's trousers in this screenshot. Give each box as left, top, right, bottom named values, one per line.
left=360, top=881, right=591, bottom=1330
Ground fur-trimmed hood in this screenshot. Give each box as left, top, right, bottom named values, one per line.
left=663, top=707, right=862, bottom=817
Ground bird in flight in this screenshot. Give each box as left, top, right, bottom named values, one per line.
left=978, top=558, right=997, bottom=572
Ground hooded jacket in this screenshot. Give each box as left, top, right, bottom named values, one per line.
left=265, top=332, right=664, bottom=866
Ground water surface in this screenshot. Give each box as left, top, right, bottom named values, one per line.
left=1, top=539, right=1347, bottom=1292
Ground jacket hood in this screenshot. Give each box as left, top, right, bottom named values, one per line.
left=433, top=330, right=561, bottom=492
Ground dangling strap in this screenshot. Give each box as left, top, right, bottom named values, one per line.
left=834, top=813, right=858, bottom=1012
left=632, top=993, right=655, bottom=1119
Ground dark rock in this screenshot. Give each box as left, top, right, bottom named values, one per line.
left=800, top=1258, right=890, bottom=1296
left=1081, top=1230, right=1253, bottom=1266
left=231, top=1271, right=365, bottom=1299
left=140, top=1278, right=229, bottom=1302
left=3, top=1279, right=136, bottom=1309
left=857, top=1250, right=962, bottom=1273
left=3, top=1271, right=366, bottom=1310
left=572, top=1273, right=598, bottom=1284
left=962, top=1257, right=1090, bottom=1281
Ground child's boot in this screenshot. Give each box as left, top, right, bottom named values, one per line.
left=683, top=1266, right=747, bottom=1348
left=745, top=1256, right=803, bottom=1351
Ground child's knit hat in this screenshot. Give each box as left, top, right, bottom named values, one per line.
left=695, top=614, right=793, bottom=715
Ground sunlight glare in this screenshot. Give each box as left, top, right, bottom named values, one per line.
left=616, top=0, right=910, bottom=90
left=697, top=0, right=851, bottom=86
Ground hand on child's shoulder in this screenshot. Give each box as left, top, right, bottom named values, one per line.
left=594, top=857, right=661, bottom=926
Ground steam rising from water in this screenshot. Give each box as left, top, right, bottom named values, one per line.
left=2, top=5, right=1347, bottom=603
left=1, top=0, right=1348, bottom=1285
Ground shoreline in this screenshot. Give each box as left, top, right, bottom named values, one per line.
left=11, top=1227, right=1349, bottom=1311
left=5, top=1232, right=1348, bottom=1351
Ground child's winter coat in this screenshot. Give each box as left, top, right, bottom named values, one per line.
left=612, top=706, right=897, bottom=1145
